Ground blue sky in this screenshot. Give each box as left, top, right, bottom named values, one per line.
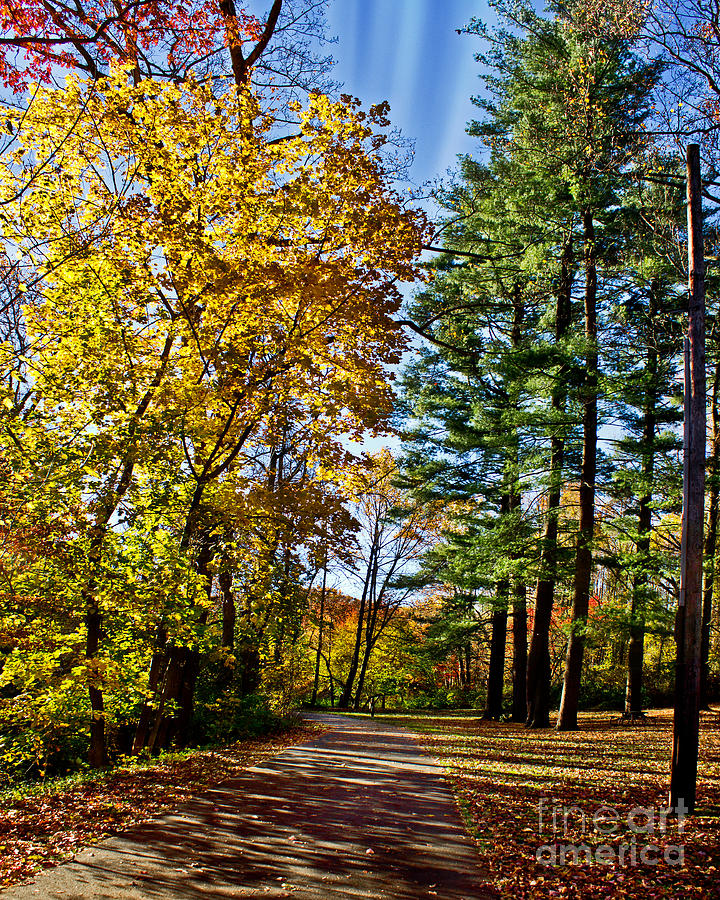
left=310, top=3, right=498, bottom=590
left=325, top=0, right=492, bottom=189
left=318, top=0, right=494, bottom=478
left=321, top=2, right=497, bottom=469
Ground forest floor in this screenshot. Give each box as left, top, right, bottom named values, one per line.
left=3, top=710, right=718, bottom=899
left=386, top=707, right=720, bottom=899
left=0, top=722, right=320, bottom=889
left=0, top=714, right=494, bottom=899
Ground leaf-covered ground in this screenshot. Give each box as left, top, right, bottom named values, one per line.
left=393, top=709, right=720, bottom=899
left=0, top=723, right=321, bottom=889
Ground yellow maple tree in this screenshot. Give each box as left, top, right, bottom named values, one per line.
left=0, top=68, right=428, bottom=765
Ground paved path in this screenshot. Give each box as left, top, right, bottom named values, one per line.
left=2, top=714, right=496, bottom=899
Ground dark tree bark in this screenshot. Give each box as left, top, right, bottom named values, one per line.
left=511, top=580, right=528, bottom=722
left=177, top=538, right=214, bottom=746
left=146, top=648, right=186, bottom=752
left=353, top=594, right=376, bottom=711
left=354, top=572, right=391, bottom=710
left=131, top=625, right=167, bottom=755
left=701, top=354, right=720, bottom=707
left=207, top=568, right=237, bottom=691
left=85, top=331, right=175, bottom=766
left=507, top=282, right=527, bottom=723
left=141, top=536, right=214, bottom=754
left=220, top=570, right=236, bottom=651
left=526, top=233, right=573, bottom=728
left=625, top=280, right=659, bottom=719
left=484, top=484, right=514, bottom=721
left=327, top=654, right=336, bottom=708
left=85, top=585, right=107, bottom=769
left=273, top=545, right=292, bottom=662
left=137, top=418, right=258, bottom=752
left=220, top=0, right=283, bottom=88
left=337, top=547, right=376, bottom=708
left=557, top=208, right=598, bottom=731
left=484, top=586, right=509, bottom=720
left=310, top=561, right=327, bottom=707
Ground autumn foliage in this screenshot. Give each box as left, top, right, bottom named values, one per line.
left=0, top=0, right=265, bottom=87
left=0, top=44, right=427, bottom=773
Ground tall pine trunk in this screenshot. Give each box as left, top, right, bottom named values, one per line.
left=511, top=580, right=528, bottom=721
left=626, top=514, right=650, bottom=718
left=509, top=282, right=527, bottom=723
left=485, top=494, right=510, bottom=720
left=484, top=585, right=509, bottom=720
left=557, top=209, right=598, bottom=731
left=526, top=233, right=573, bottom=728
left=625, top=280, right=658, bottom=718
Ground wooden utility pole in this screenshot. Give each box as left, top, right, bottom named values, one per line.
left=670, top=143, right=706, bottom=815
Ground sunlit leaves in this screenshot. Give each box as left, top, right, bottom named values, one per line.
left=0, top=67, right=427, bottom=773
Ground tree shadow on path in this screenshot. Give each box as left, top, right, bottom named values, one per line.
left=2, top=714, right=498, bottom=899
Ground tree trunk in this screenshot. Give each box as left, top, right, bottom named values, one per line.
left=177, top=648, right=202, bottom=747
left=131, top=625, right=167, bottom=755
left=176, top=538, right=213, bottom=746
left=327, top=654, right=336, bottom=708
left=507, top=282, right=527, bottom=723
left=86, top=590, right=107, bottom=768
left=626, top=505, right=651, bottom=718
left=625, top=611, right=645, bottom=718
left=625, top=279, right=658, bottom=719
left=557, top=208, right=598, bottom=731
left=215, top=569, right=237, bottom=689
left=511, top=581, right=528, bottom=722
left=89, top=331, right=173, bottom=765
left=144, top=537, right=213, bottom=753
left=310, top=563, right=327, bottom=707
left=354, top=579, right=382, bottom=710
left=526, top=233, right=573, bottom=728
left=484, top=580, right=509, bottom=720
left=220, top=0, right=283, bottom=88
left=338, top=545, right=376, bottom=708
left=220, top=570, right=236, bottom=650
left=701, top=355, right=720, bottom=707
left=272, top=544, right=292, bottom=662
left=147, top=647, right=186, bottom=751
left=84, top=523, right=117, bottom=767
left=353, top=644, right=372, bottom=710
